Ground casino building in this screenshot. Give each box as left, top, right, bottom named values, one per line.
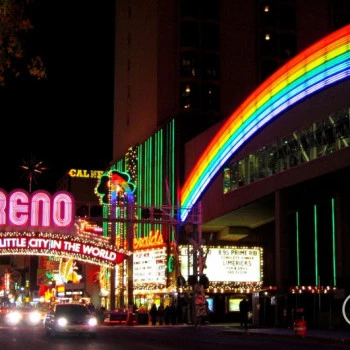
left=107, top=1, right=350, bottom=327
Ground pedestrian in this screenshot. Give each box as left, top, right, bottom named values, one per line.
left=239, top=297, right=249, bottom=329
left=169, top=302, right=177, bottom=325
left=149, top=303, right=158, bottom=325
left=95, top=306, right=106, bottom=324
left=158, top=303, right=165, bottom=325
left=164, top=304, right=170, bottom=325
left=87, top=302, right=95, bottom=313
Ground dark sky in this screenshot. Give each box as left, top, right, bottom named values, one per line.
left=0, top=1, right=116, bottom=193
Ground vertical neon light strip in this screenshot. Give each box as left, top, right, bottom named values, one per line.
left=180, top=25, right=350, bottom=221
left=137, top=145, right=143, bottom=238
left=314, top=204, right=318, bottom=285
left=331, top=197, right=337, bottom=286
left=296, top=211, right=300, bottom=286
left=171, top=120, right=176, bottom=240
left=146, top=138, right=152, bottom=235
left=155, top=130, right=163, bottom=233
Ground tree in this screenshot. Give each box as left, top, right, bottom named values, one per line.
left=0, top=0, right=46, bottom=86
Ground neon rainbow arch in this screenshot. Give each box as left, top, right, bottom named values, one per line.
left=180, top=24, right=350, bottom=221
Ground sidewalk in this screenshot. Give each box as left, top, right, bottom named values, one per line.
left=216, top=323, right=350, bottom=344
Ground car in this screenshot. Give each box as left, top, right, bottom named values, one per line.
left=43, top=303, right=98, bottom=338
left=103, top=307, right=136, bottom=325
left=4, top=306, right=42, bottom=326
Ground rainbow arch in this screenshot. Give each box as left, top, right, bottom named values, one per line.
left=180, top=24, right=350, bottom=221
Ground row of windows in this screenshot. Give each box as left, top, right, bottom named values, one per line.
left=223, top=107, right=350, bottom=193
left=180, top=21, right=220, bottom=50
left=177, top=1, right=350, bottom=112
left=179, top=0, right=220, bottom=113
left=257, top=1, right=297, bottom=82
left=180, top=0, right=220, bottom=21
left=180, top=82, right=219, bottom=110
left=180, top=52, right=220, bottom=80
left=258, top=1, right=296, bottom=31
left=257, top=0, right=350, bottom=82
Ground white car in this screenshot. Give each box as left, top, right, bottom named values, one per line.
left=43, top=303, right=98, bottom=338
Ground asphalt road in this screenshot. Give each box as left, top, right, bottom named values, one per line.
left=1, top=324, right=349, bottom=350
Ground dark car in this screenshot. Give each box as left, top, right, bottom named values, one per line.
left=4, top=306, right=42, bottom=326
left=103, top=307, right=136, bottom=325
left=43, top=303, right=98, bottom=338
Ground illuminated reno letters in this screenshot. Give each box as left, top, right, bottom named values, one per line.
left=0, top=189, right=74, bottom=229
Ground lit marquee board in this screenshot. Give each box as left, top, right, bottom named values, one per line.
left=133, top=247, right=167, bottom=284
left=179, top=246, right=262, bottom=282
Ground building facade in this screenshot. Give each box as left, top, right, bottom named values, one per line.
left=109, top=1, right=350, bottom=326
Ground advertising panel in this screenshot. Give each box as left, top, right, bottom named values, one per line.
left=179, top=246, right=262, bottom=283
left=133, top=247, right=167, bottom=284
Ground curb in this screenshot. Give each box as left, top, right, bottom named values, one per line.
left=218, top=329, right=350, bottom=344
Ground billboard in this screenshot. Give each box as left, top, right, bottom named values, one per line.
left=179, top=246, right=262, bottom=283
left=133, top=247, right=167, bottom=285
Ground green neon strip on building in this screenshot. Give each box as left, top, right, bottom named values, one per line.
left=296, top=211, right=300, bottom=286
left=314, top=204, right=318, bottom=286
left=331, top=198, right=337, bottom=286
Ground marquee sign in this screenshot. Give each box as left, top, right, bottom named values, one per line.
left=179, top=246, right=263, bottom=283
left=0, top=189, right=132, bottom=267
left=0, top=232, right=131, bottom=267
left=133, top=247, right=167, bottom=285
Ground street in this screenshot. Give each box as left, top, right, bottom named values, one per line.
left=1, top=324, right=349, bottom=350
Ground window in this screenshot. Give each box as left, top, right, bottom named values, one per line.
left=201, top=23, right=220, bottom=50
left=202, top=54, right=220, bottom=80
left=180, top=22, right=199, bottom=47
left=279, top=33, right=297, bottom=58
left=180, top=52, right=199, bottom=77
left=202, top=84, right=220, bottom=111
left=180, top=82, right=200, bottom=109
left=180, top=0, right=200, bottom=18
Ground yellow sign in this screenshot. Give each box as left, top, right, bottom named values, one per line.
left=68, top=169, right=104, bottom=179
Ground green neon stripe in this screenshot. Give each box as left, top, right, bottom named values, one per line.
left=314, top=204, right=318, bottom=285
left=138, top=145, right=142, bottom=238
left=296, top=211, right=300, bottom=285
left=171, top=120, right=175, bottom=240
left=331, top=197, right=337, bottom=286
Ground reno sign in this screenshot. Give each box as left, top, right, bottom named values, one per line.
left=0, top=189, right=131, bottom=267
left=0, top=189, right=74, bottom=233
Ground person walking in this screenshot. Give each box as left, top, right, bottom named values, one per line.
left=149, top=303, right=158, bottom=325
left=169, top=302, right=177, bottom=325
left=164, top=304, right=170, bottom=325
left=157, top=303, right=165, bottom=325
left=239, top=297, right=250, bottom=329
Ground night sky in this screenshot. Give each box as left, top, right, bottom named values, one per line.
left=0, top=1, right=116, bottom=193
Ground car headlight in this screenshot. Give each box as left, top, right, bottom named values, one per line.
left=29, top=311, right=41, bottom=325
left=57, top=317, right=68, bottom=327
left=88, top=317, right=98, bottom=327
left=7, top=311, right=22, bottom=325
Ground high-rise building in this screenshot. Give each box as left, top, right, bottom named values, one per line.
left=113, top=0, right=349, bottom=161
